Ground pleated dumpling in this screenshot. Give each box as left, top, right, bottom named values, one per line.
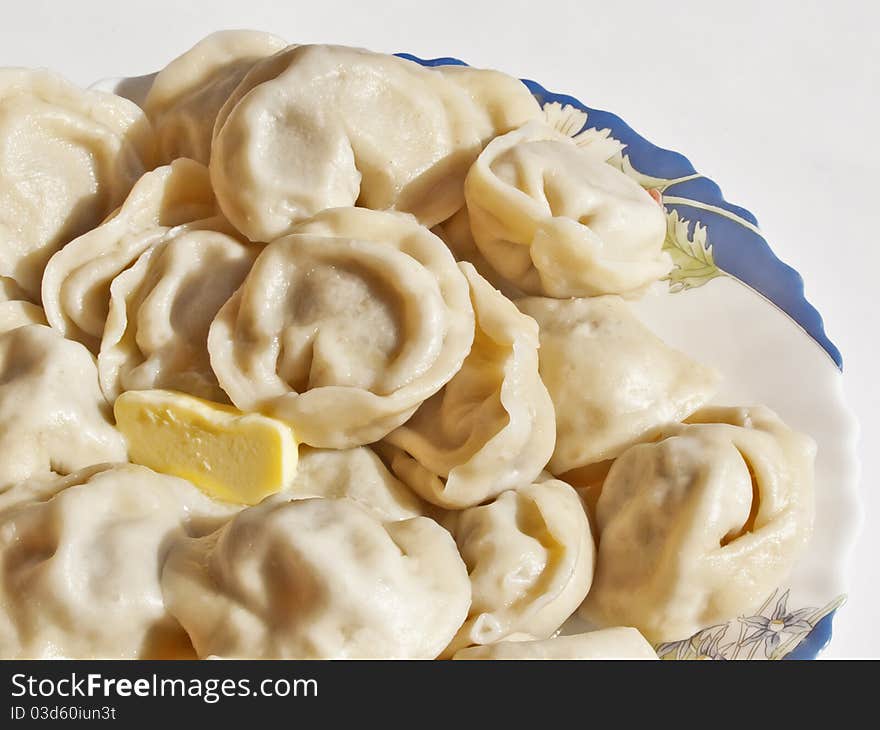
left=452, top=628, right=658, bottom=660
left=517, top=295, right=719, bottom=475
left=144, top=30, right=287, bottom=164
left=42, top=159, right=219, bottom=353
left=0, top=69, right=153, bottom=299
left=0, top=463, right=235, bottom=659
left=580, top=406, right=815, bottom=643
left=280, top=446, right=425, bottom=522
left=464, top=121, right=669, bottom=297
left=161, top=497, right=471, bottom=658
left=381, top=263, right=555, bottom=509
left=209, top=44, right=540, bottom=241
left=443, top=479, right=594, bottom=655
left=0, top=325, right=127, bottom=489
left=208, top=207, right=474, bottom=448
left=98, top=228, right=259, bottom=402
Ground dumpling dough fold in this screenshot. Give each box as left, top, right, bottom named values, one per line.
left=382, top=263, right=555, bottom=509
left=42, top=159, right=220, bottom=353
left=98, top=228, right=259, bottom=402
left=579, top=405, right=815, bottom=643
left=161, top=497, right=471, bottom=658
left=464, top=121, right=669, bottom=297
left=443, top=479, right=594, bottom=655
left=208, top=207, right=474, bottom=448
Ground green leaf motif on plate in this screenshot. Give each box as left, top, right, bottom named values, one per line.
left=662, top=210, right=724, bottom=292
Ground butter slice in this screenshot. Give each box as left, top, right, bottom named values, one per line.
left=114, top=389, right=298, bottom=505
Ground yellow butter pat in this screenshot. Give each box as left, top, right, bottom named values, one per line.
left=114, top=389, right=298, bottom=505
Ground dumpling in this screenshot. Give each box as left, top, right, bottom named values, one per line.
left=464, top=121, right=669, bottom=297
left=0, top=463, right=235, bottom=659
left=161, top=497, right=471, bottom=658
left=381, top=263, right=555, bottom=509
left=279, top=446, right=426, bottom=521
left=210, top=44, right=540, bottom=241
left=42, top=159, right=219, bottom=353
left=98, top=228, right=259, bottom=402
left=432, top=207, right=522, bottom=299
left=580, top=405, right=815, bottom=643
left=208, top=207, right=474, bottom=448
left=0, top=69, right=153, bottom=299
left=435, top=64, right=541, bottom=138
left=0, top=325, right=127, bottom=489
left=443, top=479, right=593, bottom=655
left=517, top=295, right=719, bottom=474
left=144, top=30, right=287, bottom=164
left=453, top=628, right=657, bottom=660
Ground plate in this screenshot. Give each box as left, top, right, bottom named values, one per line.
left=96, top=53, right=862, bottom=660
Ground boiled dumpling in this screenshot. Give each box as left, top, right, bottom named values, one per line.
left=435, top=64, right=541, bottom=138
left=98, top=228, right=259, bottom=402
left=580, top=405, right=815, bottom=643
left=517, top=295, right=719, bottom=474
left=453, top=628, right=657, bottom=660
left=42, top=159, right=219, bottom=353
left=161, top=497, right=471, bottom=658
left=443, top=479, right=594, bottom=655
left=144, top=30, right=287, bottom=164
left=0, top=463, right=235, bottom=658
left=382, top=263, right=555, bottom=509
left=0, top=325, right=127, bottom=489
left=432, top=207, right=522, bottom=299
left=208, top=207, right=474, bottom=448
left=278, top=445, right=426, bottom=521
left=0, top=69, right=153, bottom=300
left=210, top=44, right=540, bottom=241
left=465, top=121, right=669, bottom=297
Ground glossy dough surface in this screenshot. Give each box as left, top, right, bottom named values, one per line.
left=0, top=325, right=127, bottom=489
left=144, top=30, right=287, bottom=164
left=161, top=497, right=471, bottom=658
left=0, top=464, right=233, bottom=659
left=465, top=121, right=669, bottom=297
left=580, top=406, right=816, bottom=643
left=0, top=69, right=153, bottom=299
left=517, top=295, right=719, bottom=474
left=445, top=479, right=594, bottom=654
left=279, top=446, right=425, bottom=521
left=208, top=207, right=474, bottom=448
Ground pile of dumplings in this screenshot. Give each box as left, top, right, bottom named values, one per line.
left=0, top=31, right=816, bottom=660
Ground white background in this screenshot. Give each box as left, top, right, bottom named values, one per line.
left=2, top=0, right=877, bottom=657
